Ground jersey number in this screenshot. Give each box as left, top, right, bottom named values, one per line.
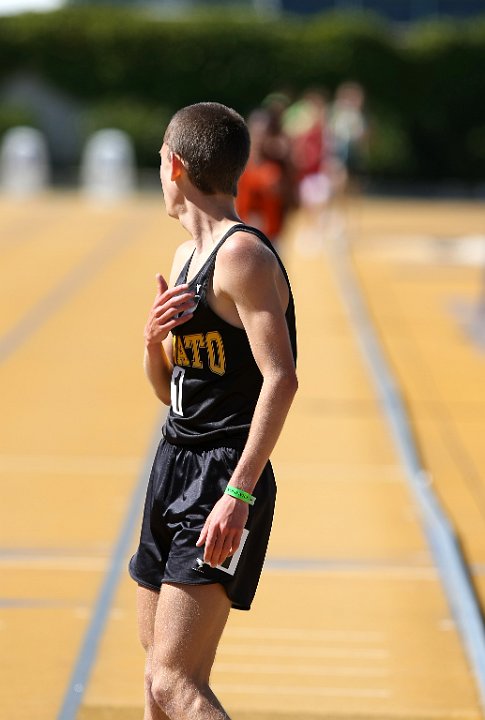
left=171, top=367, right=185, bottom=416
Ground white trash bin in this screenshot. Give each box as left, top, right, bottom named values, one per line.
left=81, top=129, right=136, bottom=201
left=0, top=126, right=50, bottom=196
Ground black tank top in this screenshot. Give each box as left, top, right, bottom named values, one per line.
left=162, top=223, right=297, bottom=446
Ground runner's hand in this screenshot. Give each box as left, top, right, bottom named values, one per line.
left=196, top=494, right=249, bottom=568
left=144, top=274, right=195, bottom=346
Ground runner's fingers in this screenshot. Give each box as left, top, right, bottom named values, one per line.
left=206, top=529, right=224, bottom=567
left=218, top=534, right=235, bottom=566
left=154, top=292, right=194, bottom=316
left=229, top=532, right=241, bottom=556
left=145, top=310, right=193, bottom=344
left=210, top=531, right=237, bottom=568
left=166, top=313, right=193, bottom=331
left=159, top=297, right=195, bottom=316
left=156, top=273, right=168, bottom=296
left=154, top=305, right=193, bottom=331
left=196, top=522, right=209, bottom=548
left=159, top=288, right=194, bottom=305
left=160, top=282, right=190, bottom=298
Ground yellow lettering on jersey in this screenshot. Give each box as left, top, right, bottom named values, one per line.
left=175, top=331, right=226, bottom=375
left=205, top=331, right=226, bottom=375
left=173, top=335, right=190, bottom=367
left=184, top=333, right=206, bottom=369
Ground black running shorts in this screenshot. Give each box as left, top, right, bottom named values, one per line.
left=129, top=438, right=276, bottom=611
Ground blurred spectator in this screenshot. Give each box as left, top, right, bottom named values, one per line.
left=236, top=105, right=295, bottom=247
left=328, top=81, right=368, bottom=187
left=262, top=92, right=297, bottom=216
left=284, top=89, right=328, bottom=185
left=283, top=89, right=333, bottom=253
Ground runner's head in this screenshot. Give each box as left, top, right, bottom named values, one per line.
left=164, top=102, right=250, bottom=196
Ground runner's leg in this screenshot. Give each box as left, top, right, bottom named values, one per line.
left=137, top=585, right=170, bottom=720
left=150, top=582, right=232, bottom=719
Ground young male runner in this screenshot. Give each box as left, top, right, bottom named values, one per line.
left=129, top=102, right=297, bottom=720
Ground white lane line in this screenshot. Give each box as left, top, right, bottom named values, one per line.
left=0, top=552, right=435, bottom=579
left=224, top=627, right=385, bottom=642
left=275, top=462, right=405, bottom=483
left=214, top=662, right=389, bottom=677
left=330, top=229, right=485, bottom=714
left=219, top=644, right=389, bottom=660
left=0, top=598, right=90, bottom=610
left=0, top=555, right=108, bottom=571
left=212, top=683, right=391, bottom=699
left=264, top=562, right=438, bottom=580
left=57, top=415, right=165, bottom=720
left=0, top=454, right=142, bottom=475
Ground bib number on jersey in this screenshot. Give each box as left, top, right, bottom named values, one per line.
left=171, top=367, right=185, bottom=416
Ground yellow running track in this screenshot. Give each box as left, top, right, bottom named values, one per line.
left=0, top=193, right=483, bottom=719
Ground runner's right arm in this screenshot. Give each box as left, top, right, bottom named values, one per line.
left=143, top=244, right=195, bottom=404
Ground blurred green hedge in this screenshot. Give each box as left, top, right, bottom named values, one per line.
left=0, top=7, right=483, bottom=181
left=0, top=104, right=37, bottom=138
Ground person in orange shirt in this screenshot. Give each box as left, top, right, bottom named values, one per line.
left=237, top=108, right=292, bottom=246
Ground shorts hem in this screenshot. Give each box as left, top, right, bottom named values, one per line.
left=128, top=562, right=161, bottom=593
left=128, top=564, right=250, bottom=610
left=162, top=577, right=251, bottom=611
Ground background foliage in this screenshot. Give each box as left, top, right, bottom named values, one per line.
left=0, top=7, right=483, bottom=181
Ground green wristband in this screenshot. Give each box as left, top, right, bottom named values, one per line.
left=225, top=485, right=256, bottom=505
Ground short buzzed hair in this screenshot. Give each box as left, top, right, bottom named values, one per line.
left=164, top=102, right=250, bottom=196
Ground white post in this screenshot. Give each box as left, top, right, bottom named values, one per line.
left=0, top=126, right=50, bottom=196
left=80, top=129, right=136, bottom=202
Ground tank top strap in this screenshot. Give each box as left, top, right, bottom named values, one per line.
left=202, top=222, right=292, bottom=289
left=182, top=224, right=241, bottom=286
left=196, top=223, right=245, bottom=282
left=232, top=224, right=292, bottom=287
left=176, top=250, right=195, bottom=285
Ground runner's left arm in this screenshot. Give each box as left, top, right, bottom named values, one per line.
left=197, top=235, right=297, bottom=567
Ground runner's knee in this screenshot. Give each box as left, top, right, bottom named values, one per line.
left=144, top=661, right=153, bottom=695
left=150, top=665, right=180, bottom=713
left=151, top=665, right=201, bottom=715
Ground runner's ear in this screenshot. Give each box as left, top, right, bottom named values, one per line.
left=170, top=153, right=185, bottom=181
